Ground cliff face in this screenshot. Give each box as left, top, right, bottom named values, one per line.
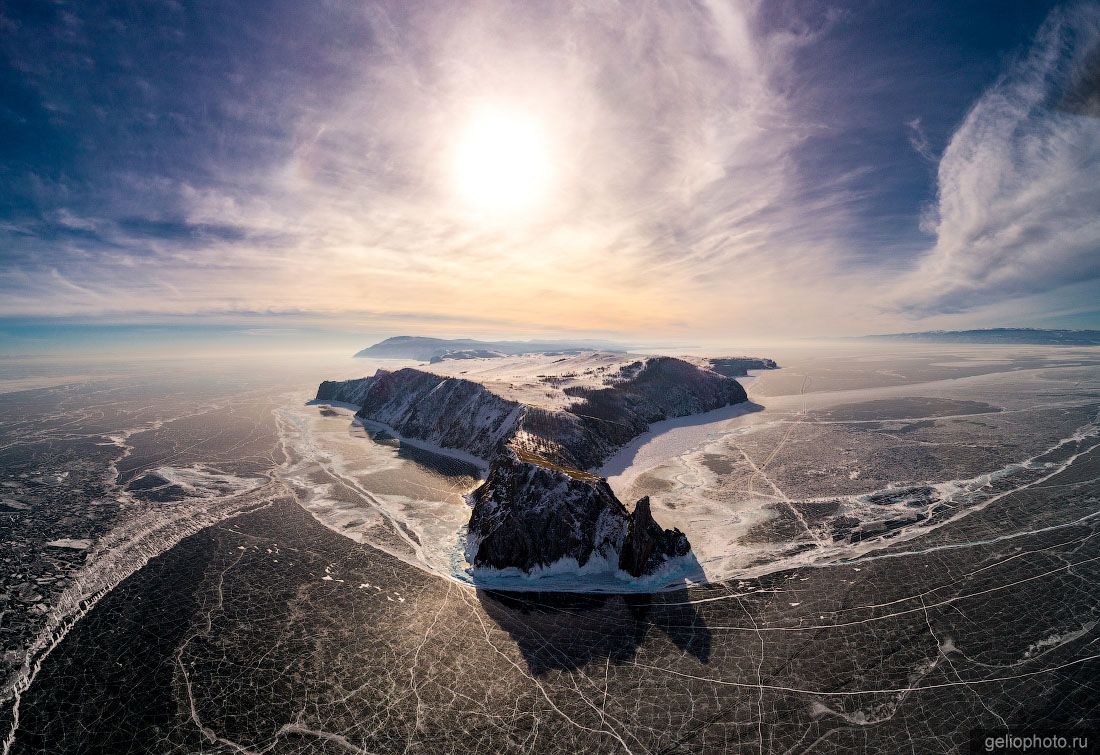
left=707, top=356, right=779, bottom=377
left=466, top=452, right=627, bottom=572
left=466, top=458, right=691, bottom=576
left=540, top=356, right=749, bottom=468
left=316, top=355, right=750, bottom=578
left=619, top=497, right=691, bottom=577
left=319, top=368, right=523, bottom=461
left=320, top=358, right=745, bottom=471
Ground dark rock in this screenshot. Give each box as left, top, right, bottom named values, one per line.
left=619, top=497, right=691, bottom=577
left=316, top=369, right=521, bottom=462
left=467, top=458, right=692, bottom=578
left=316, top=377, right=372, bottom=403
left=317, top=357, right=749, bottom=472
left=466, top=453, right=627, bottom=572
left=707, top=357, right=779, bottom=377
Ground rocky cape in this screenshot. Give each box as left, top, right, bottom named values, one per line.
left=315, top=355, right=750, bottom=578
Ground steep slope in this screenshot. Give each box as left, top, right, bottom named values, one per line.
left=531, top=356, right=749, bottom=468
left=466, top=455, right=692, bottom=576
left=707, top=357, right=779, bottom=377
left=619, top=496, right=691, bottom=577
left=318, top=368, right=522, bottom=461
left=316, top=355, right=750, bottom=578
left=465, top=452, right=627, bottom=572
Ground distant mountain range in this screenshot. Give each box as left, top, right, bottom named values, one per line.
left=354, top=336, right=626, bottom=361
left=861, top=328, right=1100, bottom=346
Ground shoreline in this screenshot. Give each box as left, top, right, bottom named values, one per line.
left=598, top=401, right=765, bottom=482
left=307, top=400, right=491, bottom=476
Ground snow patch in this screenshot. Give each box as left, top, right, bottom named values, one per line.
left=44, top=539, right=92, bottom=550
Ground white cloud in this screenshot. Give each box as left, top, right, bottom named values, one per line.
left=896, top=4, right=1100, bottom=315
left=905, top=117, right=937, bottom=163
left=9, top=2, right=1096, bottom=339
left=4, top=1, right=865, bottom=337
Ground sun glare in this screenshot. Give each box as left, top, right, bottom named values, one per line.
left=451, top=106, right=553, bottom=217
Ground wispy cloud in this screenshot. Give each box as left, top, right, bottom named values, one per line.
left=905, top=118, right=937, bottom=163
left=1, top=1, right=1098, bottom=339
left=3, top=1, right=850, bottom=335
left=896, top=4, right=1100, bottom=315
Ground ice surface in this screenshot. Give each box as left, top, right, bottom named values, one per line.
left=300, top=353, right=1100, bottom=591
left=4, top=347, right=1100, bottom=753
left=43, top=539, right=91, bottom=550
left=276, top=399, right=482, bottom=582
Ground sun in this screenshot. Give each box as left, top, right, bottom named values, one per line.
left=451, top=106, right=554, bottom=217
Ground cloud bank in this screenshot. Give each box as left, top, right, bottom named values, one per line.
left=896, top=4, right=1100, bottom=315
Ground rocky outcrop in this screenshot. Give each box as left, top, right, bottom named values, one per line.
left=544, top=356, right=748, bottom=468
left=618, top=497, right=691, bottom=577
left=466, top=452, right=627, bottom=572
left=318, top=368, right=523, bottom=461
left=319, top=358, right=747, bottom=471
left=317, top=355, right=754, bottom=578
left=707, top=357, right=779, bottom=377
left=315, top=377, right=373, bottom=404
left=466, top=458, right=690, bottom=576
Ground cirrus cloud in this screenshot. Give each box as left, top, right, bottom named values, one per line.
left=895, top=4, right=1100, bottom=315
left=1, top=1, right=1097, bottom=341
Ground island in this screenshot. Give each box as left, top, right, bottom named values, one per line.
left=353, top=335, right=627, bottom=362
left=317, top=350, right=775, bottom=579
left=707, top=356, right=779, bottom=377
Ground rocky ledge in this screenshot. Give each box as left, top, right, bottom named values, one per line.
left=466, top=452, right=689, bottom=577
left=317, top=353, right=758, bottom=578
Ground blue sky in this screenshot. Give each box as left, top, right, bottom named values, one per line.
left=1, top=1, right=1098, bottom=353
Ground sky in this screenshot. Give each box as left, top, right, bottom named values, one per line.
left=1, top=0, right=1099, bottom=354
